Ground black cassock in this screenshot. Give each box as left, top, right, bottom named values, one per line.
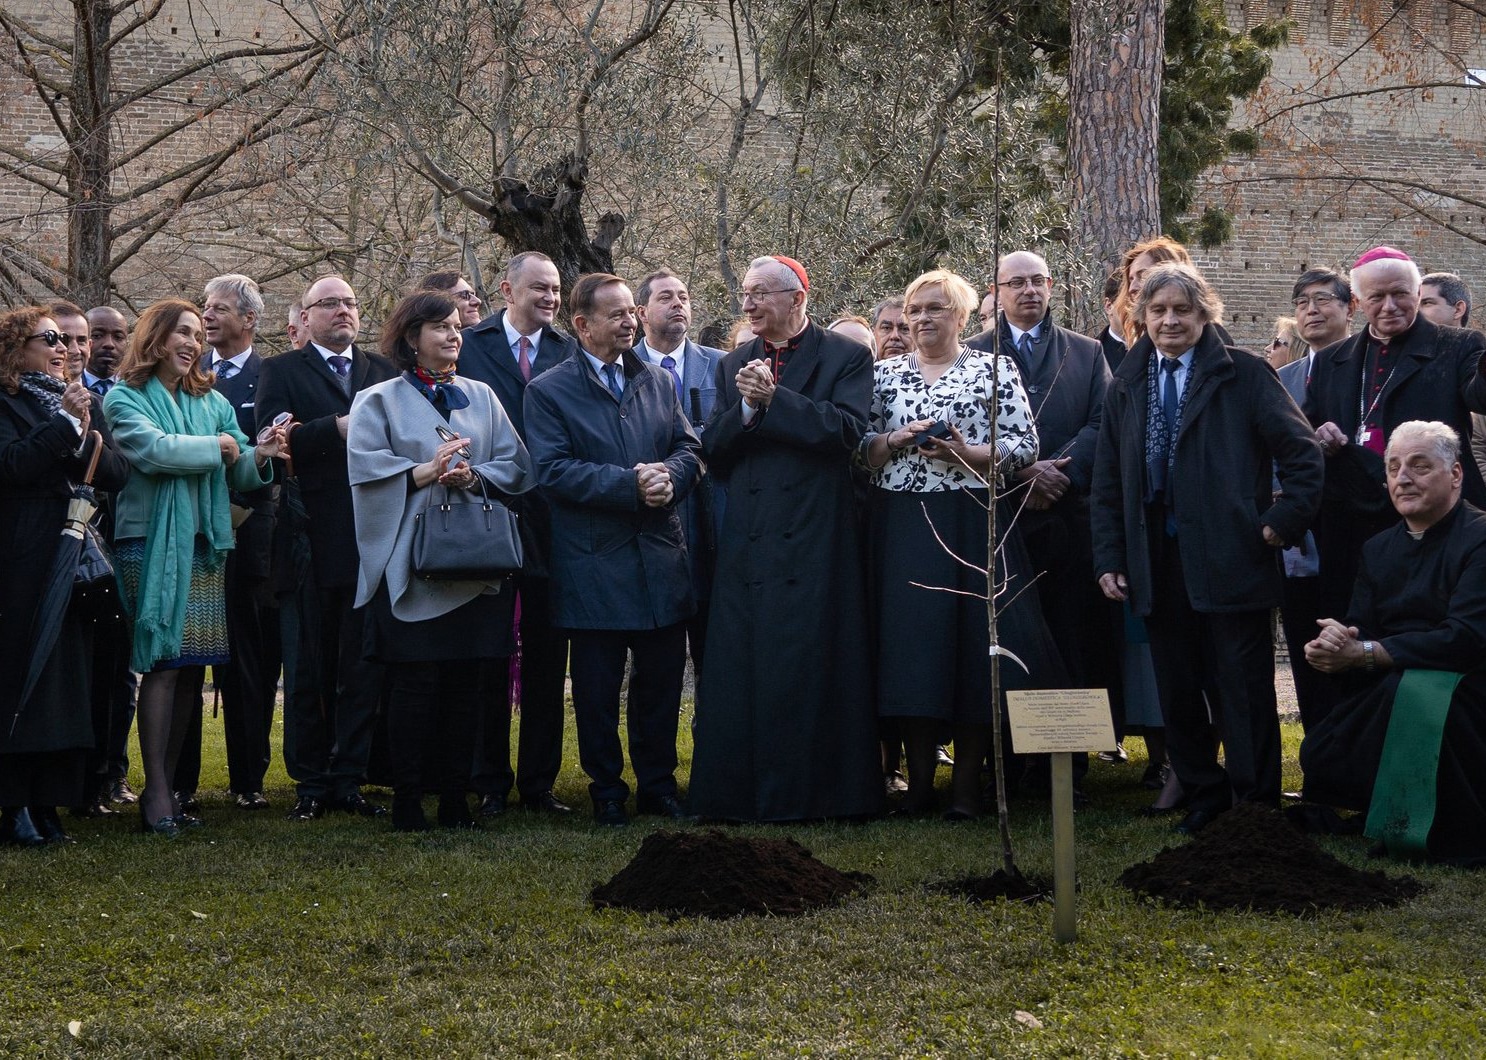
left=689, top=324, right=882, bottom=822
left=1300, top=500, right=1486, bottom=861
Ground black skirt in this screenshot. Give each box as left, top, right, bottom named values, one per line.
left=867, top=486, right=1067, bottom=726
left=364, top=580, right=516, bottom=665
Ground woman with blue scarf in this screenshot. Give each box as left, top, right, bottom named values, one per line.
left=0, top=307, right=130, bottom=845
left=103, top=299, right=288, bottom=836
left=348, top=291, right=534, bottom=831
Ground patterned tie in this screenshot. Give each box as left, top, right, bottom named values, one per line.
left=517, top=336, right=533, bottom=383
left=89, top=378, right=113, bottom=397
left=328, top=355, right=351, bottom=379
left=660, top=354, right=683, bottom=402
left=215, top=359, right=239, bottom=381
left=602, top=362, right=623, bottom=400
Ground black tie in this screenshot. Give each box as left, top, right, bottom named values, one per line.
left=1161, top=358, right=1181, bottom=429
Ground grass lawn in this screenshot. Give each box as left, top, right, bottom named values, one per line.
left=2, top=699, right=1483, bottom=1058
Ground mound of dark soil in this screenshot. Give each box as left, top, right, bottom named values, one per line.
left=928, top=868, right=1053, bottom=904
left=590, top=829, right=873, bottom=919
left=1120, top=802, right=1424, bottom=915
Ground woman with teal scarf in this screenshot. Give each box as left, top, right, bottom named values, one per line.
left=103, top=299, right=289, bottom=836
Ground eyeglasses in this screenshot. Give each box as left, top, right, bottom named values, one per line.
left=997, top=275, right=1049, bottom=291
left=739, top=287, right=795, bottom=303
left=905, top=303, right=953, bottom=319
left=308, top=297, right=359, bottom=311
left=451, top=290, right=480, bottom=303
left=1292, top=293, right=1342, bottom=309
left=27, top=330, right=65, bottom=347
left=1268, top=338, right=1291, bottom=348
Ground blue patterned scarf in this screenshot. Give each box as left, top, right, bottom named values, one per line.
left=1143, top=352, right=1191, bottom=503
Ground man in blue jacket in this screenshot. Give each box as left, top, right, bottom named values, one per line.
left=524, top=273, right=702, bottom=826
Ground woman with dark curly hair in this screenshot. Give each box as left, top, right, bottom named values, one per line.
left=102, top=299, right=289, bottom=836
left=0, top=306, right=130, bottom=845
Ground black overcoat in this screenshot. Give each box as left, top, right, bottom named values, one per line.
left=523, top=351, right=701, bottom=631
left=688, top=322, right=882, bottom=821
left=0, top=389, right=130, bottom=752
left=1091, top=325, right=1324, bottom=616
left=255, top=343, right=396, bottom=589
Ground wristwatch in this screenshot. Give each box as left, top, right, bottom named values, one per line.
left=1362, top=640, right=1376, bottom=673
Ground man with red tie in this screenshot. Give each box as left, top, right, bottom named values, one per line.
left=456, top=252, right=578, bottom=818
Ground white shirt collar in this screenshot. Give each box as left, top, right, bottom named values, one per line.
left=1007, top=321, right=1041, bottom=346
left=582, top=349, right=623, bottom=388
left=638, top=338, right=686, bottom=368
left=311, top=341, right=351, bottom=363
left=211, top=346, right=253, bottom=371
left=502, top=316, right=542, bottom=354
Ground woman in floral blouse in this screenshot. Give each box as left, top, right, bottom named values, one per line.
left=861, top=268, right=1063, bottom=819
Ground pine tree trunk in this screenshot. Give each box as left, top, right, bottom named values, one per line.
left=1067, top=0, right=1165, bottom=278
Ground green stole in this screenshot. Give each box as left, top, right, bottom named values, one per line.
left=1364, top=669, right=1464, bottom=859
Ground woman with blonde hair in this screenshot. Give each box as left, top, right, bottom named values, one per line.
left=103, top=299, right=289, bottom=836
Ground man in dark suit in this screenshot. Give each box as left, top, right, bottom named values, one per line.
left=180, top=275, right=280, bottom=810
left=1304, top=247, right=1486, bottom=622
left=968, top=251, right=1116, bottom=793
left=457, top=251, right=576, bottom=818
left=1277, top=268, right=1356, bottom=732
left=256, top=275, right=397, bottom=821
left=633, top=268, right=724, bottom=675
left=83, top=306, right=138, bottom=810
left=524, top=273, right=702, bottom=826
left=1094, top=268, right=1128, bottom=372
left=1093, top=262, right=1323, bottom=835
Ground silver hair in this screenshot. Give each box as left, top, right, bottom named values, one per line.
left=1133, top=262, right=1225, bottom=325
left=745, top=256, right=803, bottom=292
left=870, top=296, right=904, bottom=325
left=204, top=274, right=264, bottom=327
left=1351, top=255, right=1422, bottom=291
left=1385, top=420, right=1460, bottom=467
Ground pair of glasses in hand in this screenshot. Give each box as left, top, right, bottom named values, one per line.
left=436, top=424, right=473, bottom=463
left=256, top=411, right=291, bottom=445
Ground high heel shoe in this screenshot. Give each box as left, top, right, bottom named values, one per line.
left=1, top=807, right=46, bottom=848
left=140, top=812, right=181, bottom=838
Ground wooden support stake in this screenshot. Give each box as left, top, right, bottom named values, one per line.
left=1050, top=751, right=1077, bottom=944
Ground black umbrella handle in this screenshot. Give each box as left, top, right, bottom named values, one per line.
left=81, top=430, right=103, bottom=485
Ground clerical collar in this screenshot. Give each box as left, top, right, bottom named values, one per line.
left=762, top=322, right=809, bottom=354
left=1407, top=528, right=1426, bottom=541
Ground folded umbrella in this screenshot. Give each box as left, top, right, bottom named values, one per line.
left=10, top=432, right=106, bottom=738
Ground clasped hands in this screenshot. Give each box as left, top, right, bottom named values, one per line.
left=1018, top=457, right=1073, bottom=511
left=1304, top=618, right=1366, bottom=673
left=60, top=381, right=92, bottom=436
left=889, top=418, right=971, bottom=467
left=636, top=463, right=673, bottom=508
left=736, top=359, right=775, bottom=408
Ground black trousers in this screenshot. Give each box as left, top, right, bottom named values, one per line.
left=568, top=622, right=686, bottom=805
left=215, top=546, right=280, bottom=793
left=387, top=660, right=481, bottom=800
left=85, top=608, right=135, bottom=795
left=1279, top=573, right=1340, bottom=732
left=281, top=578, right=383, bottom=801
left=470, top=577, right=567, bottom=802
left=1145, top=539, right=1281, bottom=815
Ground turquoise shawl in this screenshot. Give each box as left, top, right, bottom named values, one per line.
left=103, top=376, right=266, bottom=671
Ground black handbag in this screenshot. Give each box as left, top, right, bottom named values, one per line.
left=410, top=479, right=523, bottom=581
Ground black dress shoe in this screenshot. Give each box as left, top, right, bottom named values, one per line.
left=1175, top=808, right=1219, bottom=836
left=636, top=794, right=689, bottom=819
left=593, top=799, right=628, bottom=826
left=173, top=813, right=205, bottom=829
left=285, top=795, right=324, bottom=821
left=391, top=795, right=430, bottom=832
left=437, top=794, right=477, bottom=829
left=234, top=792, right=270, bottom=811
left=175, top=791, right=200, bottom=814
left=332, top=793, right=388, bottom=818
left=936, top=745, right=955, bottom=767
left=1097, top=743, right=1129, bottom=764
left=521, top=790, right=572, bottom=815
left=478, top=794, right=508, bottom=818
left=1, top=808, right=46, bottom=847
left=71, top=801, right=116, bottom=818
left=29, top=807, right=74, bottom=844
left=109, top=779, right=138, bottom=805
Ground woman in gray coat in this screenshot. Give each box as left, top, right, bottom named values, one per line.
left=348, top=292, right=535, bottom=831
